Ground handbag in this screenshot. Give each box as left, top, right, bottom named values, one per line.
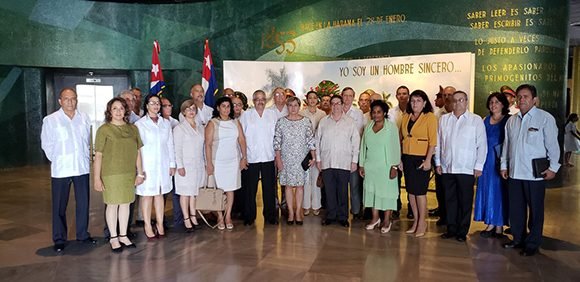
left=301, top=152, right=313, bottom=171
left=316, top=174, right=324, bottom=188
left=196, top=175, right=227, bottom=229
left=196, top=175, right=226, bottom=211
left=389, top=166, right=398, bottom=179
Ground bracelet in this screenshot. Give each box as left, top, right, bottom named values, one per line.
left=137, top=174, right=145, bottom=178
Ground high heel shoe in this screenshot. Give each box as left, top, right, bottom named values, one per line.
left=190, top=214, right=201, bottom=230
left=109, top=236, right=123, bottom=253
left=118, top=235, right=136, bottom=248
left=414, top=226, right=426, bottom=238
left=406, top=227, right=417, bottom=234
left=380, top=221, right=393, bottom=234
left=184, top=218, right=194, bottom=233
left=365, top=219, right=381, bottom=230
left=143, top=226, right=157, bottom=240
left=155, top=223, right=166, bottom=238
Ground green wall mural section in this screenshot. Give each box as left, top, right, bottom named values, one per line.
left=0, top=0, right=569, bottom=167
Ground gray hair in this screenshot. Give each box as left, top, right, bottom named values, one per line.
left=119, top=90, right=135, bottom=100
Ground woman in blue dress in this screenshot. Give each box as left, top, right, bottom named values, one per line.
left=474, top=92, right=510, bottom=238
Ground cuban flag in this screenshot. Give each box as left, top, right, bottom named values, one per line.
left=150, top=40, right=166, bottom=97
left=201, top=39, right=217, bottom=107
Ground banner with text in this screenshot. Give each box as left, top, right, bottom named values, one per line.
left=224, top=52, right=475, bottom=110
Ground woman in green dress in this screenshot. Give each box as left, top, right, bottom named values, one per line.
left=359, top=100, right=401, bottom=233
left=94, top=97, right=144, bottom=252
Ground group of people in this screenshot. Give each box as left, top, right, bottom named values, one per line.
left=41, top=82, right=561, bottom=257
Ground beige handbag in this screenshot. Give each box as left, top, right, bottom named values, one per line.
left=196, top=175, right=226, bottom=229
left=196, top=175, right=226, bottom=211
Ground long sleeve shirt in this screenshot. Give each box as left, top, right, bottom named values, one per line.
left=435, top=111, right=487, bottom=175
left=345, top=107, right=365, bottom=136
left=316, top=114, right=360, bottom=170
left=41, top=108, right=91, bottom=178
left=500, top=106, right=560, bottom=180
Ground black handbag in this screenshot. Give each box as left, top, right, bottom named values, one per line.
left=301, top=153, right=313, bottom=171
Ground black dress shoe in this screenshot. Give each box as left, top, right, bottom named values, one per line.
left=520, top=248, right=538, bottom=256
left=440, top=233, right=456, bottom=239
left=53, top=243, right=65, bottom=253
left=296, top=221, right=303, bottom=225
left=339, top=220, right=350, bottom=228
left=268, top=219, right=279, bottom=225
left=79, top=237, right=97, bottom=244
left=243, top=220, right=254, bottom=226
left=480, top=230, right=493, bottom=238
left=435, top=219, right=446, bottom=226
left=287, top=220, right=295, bottom=225
left=127, top=231, right=138, bottom=239
left=321, top=219, right=334, bottom=226
left=391, top=211, right=400, bottom=219
left=135, top=220, right=145, bottom=227
left=503, top=241, right=524, bottom=249
left=407, top=212, right=414, bottom=219
left=504, top=227, right=512, bottom=235
left=456, top=235, right=467, bottom=242
left=428, top=208, right=440, bottom=217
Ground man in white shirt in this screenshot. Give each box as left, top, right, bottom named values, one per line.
left=317, top=95, right=361, bottom=227
left=386, top=86, right=412, bottom=219
left=433, top=89, right=446, bottom=119
left=436, top=90, right=487, bottom=242
left=500, top=84, right=560, bottom=256
left=357, top=90, right=372, bottom=114
left=131, top=87, right=143, bottom=116
left=430, top=85, right=456, bottom=223
left=268, top=87, right=289, bottom=120
left=387, top=86, right=409, bottom=129
left=120, top=90, right=140, bottom=124
left=240, top=90, right=280, bottom=225
left=41, top=88, right=96, bottom=253
left=161, top=97, right=182, bottom=229
left=182, top=84, right=213, bottom=127
left=341, top=87, right=365, bottom=218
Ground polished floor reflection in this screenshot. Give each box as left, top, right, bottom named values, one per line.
left=1, top=158, right=580, bottom=281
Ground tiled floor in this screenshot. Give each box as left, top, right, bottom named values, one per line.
left=0, top=158, right=579, bottom=281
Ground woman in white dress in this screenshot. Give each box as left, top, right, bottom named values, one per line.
left=299, top=91, right=327, bottom=216
left=564, top=113, right=580, bottom=167
left=205, top=97, right=248, bottom=230
left=174, top=100, right=206, bottom=232
left=135, top=95, right=176, bottom=239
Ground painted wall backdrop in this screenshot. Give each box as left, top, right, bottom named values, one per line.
left=0, top=0, right=569, bottom=167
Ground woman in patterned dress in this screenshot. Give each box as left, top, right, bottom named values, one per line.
left=274, top=97, right=316, bottom=225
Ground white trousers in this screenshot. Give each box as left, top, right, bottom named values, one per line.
left=303, top=166, right=322, bottom=210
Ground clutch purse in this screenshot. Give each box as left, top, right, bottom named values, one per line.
left=532, top=158, right=550, bottom=178
left=389, top=166, right=398, bottom=179
left=301, top=153, right=313, bottom=171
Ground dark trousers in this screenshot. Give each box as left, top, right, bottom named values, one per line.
left=435, top=172, right=446, bottom=221
left=442, top=173, right=475, bottom=236
left=508, top=178, right=545, bottom=250
left=241, top=161, right=277, bottom=222
left=396, top=171, right=411, bottom=212
left=349, top=171, right=363, bottom=215
left=322, top=168, right=350, bottom=221
left=51, top=174, right=91, bottom=244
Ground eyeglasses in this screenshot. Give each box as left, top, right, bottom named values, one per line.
left=254, top=98, right=266, bottom=102
left=453, top=98, right=467, bottom=103
left=148, top=102, right=160, bottom=106
left=184, top=108, right=196, bottom=112
left=233, top=103, right=243, bottom=107
left=331, top=102, right=343, bottom=106
left=274, top=93, right=285, bottom=96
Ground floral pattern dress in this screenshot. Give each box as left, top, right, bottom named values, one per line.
left=273, top=116, right=316, bottom=186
